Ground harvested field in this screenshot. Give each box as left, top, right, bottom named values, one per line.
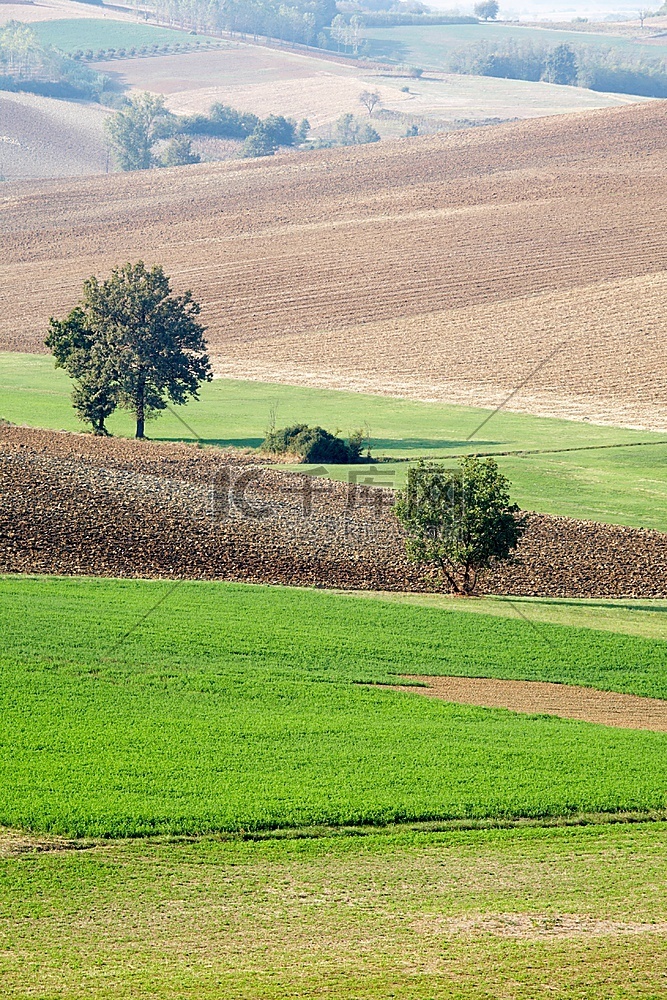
left=0, top=91, right=111, bottom=181
left=3, top=424, right=667, bottom=597
left=98, top=44, right=630, bottom=133
left=0, top=0, right=136, bottom=25
left=2, top=101, right=667, bottom=428
left=394, top=676, right=667, bottom=732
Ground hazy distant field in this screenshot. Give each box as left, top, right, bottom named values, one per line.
left=31, top=15, right=215, bottom=52
left=0, top=91, right=111, bottom=181
left=362, top=22, right=667, bottom=68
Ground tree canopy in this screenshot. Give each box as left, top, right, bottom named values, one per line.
left=45, top=262, right=212, bottom=438
left=394, top=457, right=526, bottom=594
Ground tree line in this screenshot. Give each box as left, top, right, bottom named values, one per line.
left=446, top=37, right=667, bottom=98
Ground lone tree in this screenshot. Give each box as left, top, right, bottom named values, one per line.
left=359, top=89, right=382, bottom=117
left=474, top=0, right=499, bottom=20
left=543, top=43, right=578, bottom=86
left=394, top=457, right=526, bottom=594
left=46, top=262, right=212, bottom=438
left=105, top=92, right=175, bottom=171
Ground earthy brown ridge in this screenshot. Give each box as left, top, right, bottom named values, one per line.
left=393, top=676, right=667, bottom=732
left=2, top=102, right=667, bottom=429
left=3, top=425, right=667, bottom=598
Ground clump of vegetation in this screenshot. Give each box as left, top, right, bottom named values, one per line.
left=261, top=424, right=371, bottom=463
left=394, top=456, right=526, bottom=594
left=0, top=20, right=108, bottom=100
left=45, top=261, right=212, bottom=438
left=106, top=96, right=311, bottom=170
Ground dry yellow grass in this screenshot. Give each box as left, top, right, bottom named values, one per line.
left=2, top=100, right=667, bottom=428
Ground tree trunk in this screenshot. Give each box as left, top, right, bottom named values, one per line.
left=136, top=375, right=146, bottom=439
left=136, top=413, right=145, bottom=439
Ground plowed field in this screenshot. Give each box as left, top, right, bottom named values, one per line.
left=2, top=101, right=667, bottom=428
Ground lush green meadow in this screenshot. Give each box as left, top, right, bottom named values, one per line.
left=2, top=575, right=667, bottom=839
left=31, top=18, right=210, bottom=54
left=362, top=23, right=667, bottom=68
left=3, top=821, right=667, bottom=999
left=3, top=351, right=667, bottom=531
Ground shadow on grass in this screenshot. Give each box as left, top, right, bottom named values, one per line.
left=499, top=597, right=667, bottom=614
left=370, top=438, right=501, bottom=452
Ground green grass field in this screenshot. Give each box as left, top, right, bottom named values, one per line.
left=3, top=351, right=667, bottom=531
left=31, top=18, right=213, bottom=54
left=3, top=575, right=667, bottom=839
left=362, top=23, right=667, bottom=67
left=3, top=822, right=667, bottom=999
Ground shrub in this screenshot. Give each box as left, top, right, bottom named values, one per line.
left=261, top=424, right=371, bottom=463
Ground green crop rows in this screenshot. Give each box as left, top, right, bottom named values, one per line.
left=2, top=576, right=667, bottom=839
left=31, top=18, right=213, bottom=54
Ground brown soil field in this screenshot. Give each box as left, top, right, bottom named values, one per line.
left=393, top=675, right=667, bottom=732
left=2, top=101, right=667, bottom=429
left=0, top=91, right=111, bottom=180
left=4, top=424, right=667, bottom=597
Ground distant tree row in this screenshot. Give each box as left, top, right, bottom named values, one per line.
left=105, top=93, right=384, bottom=170
left=145, top=0, right=336, bottom=47
left=446, top=37, right=667, bottom=97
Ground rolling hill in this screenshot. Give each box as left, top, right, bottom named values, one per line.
left=2, top=100, right=666, bottom=429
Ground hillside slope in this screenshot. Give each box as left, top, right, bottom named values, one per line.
left=0, top=92, right=111, bottom=180
left=2, top=101, right=666, bottom=428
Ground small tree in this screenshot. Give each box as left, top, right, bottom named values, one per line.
left=45, top=306, right=117, bottom=435
left=638, top=8, right=652, bottom=27
left=159, top=135, right=200, bottom=167
left=359, top=89, right=382, bottom=117
left=104, top=92, right=175, bottom=171
left=394, top=457, right=526, bottom=594
left=46, top=262, right=212, bottom=439
left=543, top=43, right=578, bottom=86
left=474, top=0, right=499, bottom=20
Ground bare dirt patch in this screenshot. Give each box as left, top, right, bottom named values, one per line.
left=0, top=0, right=136, bottom=25
left=394, top=675, right=667, bottom=732
left=413, top=912, right=667, bottom=939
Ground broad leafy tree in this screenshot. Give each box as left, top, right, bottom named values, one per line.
left=474, top=0, right=499, bottom=19
left=394, top=457, right=526, bottom=594
left=543, top=44, right=578, bottom=86
left=46, top=306, right=117, bottom=435
left=46, top=262, right=212, bottom=439
left=105, top=92, right=175, bottom=171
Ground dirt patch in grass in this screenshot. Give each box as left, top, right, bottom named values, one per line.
left=395, top=675, right=667, bottom=731
left=414, top=912, right=667, bottom=939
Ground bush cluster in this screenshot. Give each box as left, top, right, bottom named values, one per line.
left=261, top=424, right=370, bottom=463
